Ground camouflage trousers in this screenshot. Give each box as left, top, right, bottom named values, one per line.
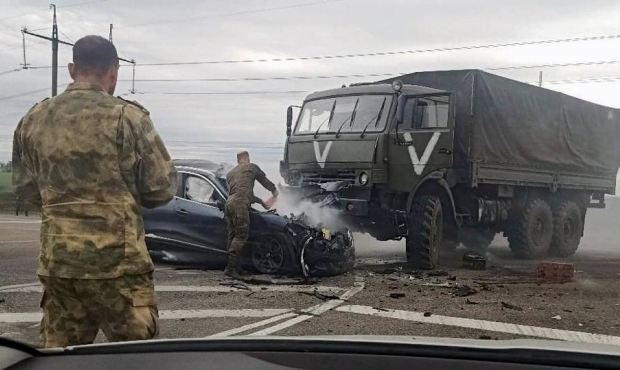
left=38, top=273, right=158, bottom=348
left=224, top=198, right=250, bottom=255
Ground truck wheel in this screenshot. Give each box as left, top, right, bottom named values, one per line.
left=460, top=228, right=495, bottom=252
left=550, top=200, right=582, bottom=257
left=507, top=198, right=553, bottom=259
left=407, top=195, right=442, bottom=269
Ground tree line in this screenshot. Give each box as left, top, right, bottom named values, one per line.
left=0, top=161, right=12, bottom=172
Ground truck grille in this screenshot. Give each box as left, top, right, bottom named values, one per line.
left=300, top=170, right=356, bottom=184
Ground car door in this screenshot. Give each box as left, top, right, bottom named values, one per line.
left=388, top=94, right=454, bottom=192
left=142, top=171, right=183, bottom=239
left=169, top=172, right=228, bottom=254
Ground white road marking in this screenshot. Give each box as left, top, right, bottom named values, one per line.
left=0, top=309, right=291, bottom=323
left=0, top=282, right=40, bottom=292
left=336, top=305, right=620, bottom=346
left=246, top=276, right=365, bottom=336
left=0, top=221, right=41, bottom=224
left=208, top=312, right=298, bottom=337
left=0, top=240, right=39, bottom=244
left=0, top=284, right=345, bottom=294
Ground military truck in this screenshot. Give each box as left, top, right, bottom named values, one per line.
left=279, top=70, right=620, bottom=269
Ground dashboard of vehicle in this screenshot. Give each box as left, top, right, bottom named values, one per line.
left=3, top=337, right=620, bottom=370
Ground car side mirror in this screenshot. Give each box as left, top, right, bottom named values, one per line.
left=286, top=106, right=293, bottom=137
left=395, top=94, right=406, bottom=124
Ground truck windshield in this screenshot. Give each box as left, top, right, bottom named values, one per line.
left=295, top=95, right=392, bottom=135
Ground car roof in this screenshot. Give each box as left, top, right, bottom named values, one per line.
left=173, top=159, right=232, bottom=179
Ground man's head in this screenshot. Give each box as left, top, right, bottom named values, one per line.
left=237, top=151, right=250, bottom=165
left=68, top=35, right=119, bottom=94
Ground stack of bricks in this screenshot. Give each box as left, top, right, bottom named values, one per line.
left=536, top=262, right=575, bottom=283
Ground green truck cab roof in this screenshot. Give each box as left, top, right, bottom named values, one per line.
left=304, top=83, right=446, bottom=101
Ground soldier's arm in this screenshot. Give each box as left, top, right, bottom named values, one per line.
left=126, top=107, right=177, bottom=208
left=252, top=164, right=278, bottom=195
left=12, top=120, right=41, bottom=207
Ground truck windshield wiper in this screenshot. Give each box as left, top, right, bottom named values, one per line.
left=314, top=99, right=337, bottom=138
left=336, top=98, right=359, bottom=138
left=360, top=97, right=387, bottom=138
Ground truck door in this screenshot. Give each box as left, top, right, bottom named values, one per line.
left=388, top=94, right=454, bottom=192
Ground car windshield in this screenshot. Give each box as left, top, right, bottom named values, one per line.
left=3, top=0, right=620, bottom=360
left=295, top=95, right=392, bottom=134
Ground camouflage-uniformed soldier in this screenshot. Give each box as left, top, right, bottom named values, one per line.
left=12, top=35, right=177, bottom=347
left=224, top=151, right=278, bottom=278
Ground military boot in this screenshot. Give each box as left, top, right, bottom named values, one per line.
left=224, top=255, right=242, bottom=279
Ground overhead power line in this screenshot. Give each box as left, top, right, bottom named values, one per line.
left=134, top=90, right=310, bottom=96
left=0, top=68, right=23, bottom=76
left=135, top=33, right=620, bottom=66
left=545, top=75, right=620, bottom=85
left=116, top=59, right=620, bottom=84
left=0, top=0, right=108, bottom=21
left=119, top=0, right=344, bottom=29
left=488, top=59, right=620, bottom=71
left=0, top=84, right=69, bottom=101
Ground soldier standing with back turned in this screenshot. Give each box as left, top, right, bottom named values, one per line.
left=225, top=151, right=279, bottom=278
left=12, top=35, right=177, bottom=347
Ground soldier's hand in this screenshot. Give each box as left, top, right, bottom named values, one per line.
left=263, top=195, right=277, bottom=209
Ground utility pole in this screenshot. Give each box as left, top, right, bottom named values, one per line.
left=51, top=4, right=59, bottom=96
left=21, top=7, right=136, bottom=96
left=538, top=71, right=543, bottom=87
left=109, top=24, right=113, bottom=43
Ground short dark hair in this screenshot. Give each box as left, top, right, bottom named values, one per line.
left=72, top=35, right=118, bottom=75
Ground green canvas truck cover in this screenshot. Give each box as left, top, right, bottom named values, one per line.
left=382, top=70, right=620, bottom=178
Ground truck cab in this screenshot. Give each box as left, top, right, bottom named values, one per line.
left=281, top=82, right=455, bottom=253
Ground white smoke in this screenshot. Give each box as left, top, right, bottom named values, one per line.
left=273, top=192, right=347, bottom=232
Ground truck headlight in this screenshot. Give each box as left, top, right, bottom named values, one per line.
left=359, top=172, right=369, bottom=186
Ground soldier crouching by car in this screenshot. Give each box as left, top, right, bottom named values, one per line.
left=224, top=151, right=279, bottom=279
left=12, top=35, right=177, bottom=347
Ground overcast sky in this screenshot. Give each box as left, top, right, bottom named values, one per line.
left=1, top=0, right=620, bottom=154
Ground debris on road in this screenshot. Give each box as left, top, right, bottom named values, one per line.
left=537, top=262, right=574, bottom=283
left=300, top=290, right=341, bottom=301
left=463, top=252, right=487, bottom=270
left=500, top=301, right=523, bottom=311
left=389, top=292, right=406, bottom=299
left=551, top=315, right=562, bottom=320
left=452, top=284, right=477, bottom=297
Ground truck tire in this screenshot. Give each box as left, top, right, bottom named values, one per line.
left=507, top=198, right=553, bottom=259
left=550, top=200, right=583, bottom=257
left=407, top=195, right=442, bottom=269
left=460, top=227, right=495, bottom=252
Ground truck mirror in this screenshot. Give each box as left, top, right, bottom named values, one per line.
left=286, top=106, right=293, bottom=136
left=396, top=94, right=406, bottom=124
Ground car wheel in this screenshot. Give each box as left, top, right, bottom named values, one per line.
left=251, top=234, right=288, bottom=274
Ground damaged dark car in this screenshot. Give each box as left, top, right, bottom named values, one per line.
left=142, top=159, right=355, bottom=277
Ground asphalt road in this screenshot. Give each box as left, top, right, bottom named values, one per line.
left=1, top=213, right=620, bottom=348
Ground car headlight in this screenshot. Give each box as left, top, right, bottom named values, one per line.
left=359, top=172, right=369, bottom=186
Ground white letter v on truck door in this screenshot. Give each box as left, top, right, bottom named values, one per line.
left=403, top=132, right=441, bottom=175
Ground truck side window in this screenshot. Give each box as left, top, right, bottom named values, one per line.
left=414, top=96, right=449, bottom=129
left=402, top=95, right=449, bottom=130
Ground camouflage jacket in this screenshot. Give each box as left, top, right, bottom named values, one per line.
left=12, top=82, right=177, bottom=279
left=226, top=163, right=276, bottom=206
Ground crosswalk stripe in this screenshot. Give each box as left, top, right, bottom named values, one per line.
left=336, top=305, right=620, bottom=346
left=0, top=284, right=345, bottom=294
left=0, top=309, right=292, bottom=323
